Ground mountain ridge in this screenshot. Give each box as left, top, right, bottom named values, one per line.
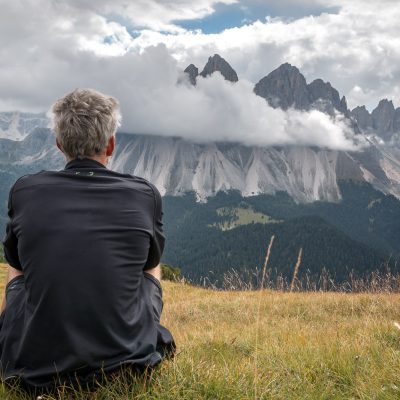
left=183, top=56, right=399, bottom=140
left=2, top=55, right=400, bottom=205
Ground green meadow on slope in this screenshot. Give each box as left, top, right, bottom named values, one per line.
left=0, top=263, right=400, bottom=399
left=209, top=207, right=282, bottom=231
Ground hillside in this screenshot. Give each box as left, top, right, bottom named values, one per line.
left=0, top=263, right=400, bottom=399
left=162, top=181, right=400, bottom=285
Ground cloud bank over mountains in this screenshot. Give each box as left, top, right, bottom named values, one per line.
left=0, top=0, right=397, bottom=150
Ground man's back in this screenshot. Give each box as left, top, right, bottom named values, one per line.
left=0, top=158, right=174, bottom=389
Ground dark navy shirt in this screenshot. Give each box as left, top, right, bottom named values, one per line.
left=1, top=158, right=174, bottom=388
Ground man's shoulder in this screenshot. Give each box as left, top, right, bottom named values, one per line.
left=98, top=169, right=162, bottom=198
left=10, top=168, right=162, bottom=200
left=10, top=170, right=48, bottom=192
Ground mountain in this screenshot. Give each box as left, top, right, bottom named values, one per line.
left=2, top=57, right=400, bottom=284
left=0, top=111, right=48, bottom=141
left=254, top=63, right=310, bottom=110
left=2, top=58, right=400, bottom=206
left=351, top=99, right=400, bottom=140
left=184, top=54, right=239, bottom=84
left=351, top=106, right=373, bottom=130
left=183, top=64, right=198, bottom=85
left=253, top=63, right=350, bottom=117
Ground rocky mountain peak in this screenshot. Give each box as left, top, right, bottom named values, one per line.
left=254, top=63, right=310, bottom=110
left=184, top=64, right=198, bottom=85
left=351, top=105, right=373, bottom=130
left=199, top=54, right=239, bottom=82
left=307, top=79, right=346, bottom=115
left=340, top=96, right=348, bottom=112
left=254, top=63, right=352, bottom=116
left=394, top=107, right=400, bottom=132
left=371, top=99, right=396, bottom=139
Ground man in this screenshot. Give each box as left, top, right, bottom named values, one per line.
left=0, top=89, right=175, bottom=392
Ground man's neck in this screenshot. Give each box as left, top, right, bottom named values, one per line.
left=66, top=154, right=109, bottom=167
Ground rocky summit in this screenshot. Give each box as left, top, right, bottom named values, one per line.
left=254, top=63, right=310, bottom=110
left=351, top=100, right=400, bottom=140
left=184, top=54, right=239, bottom=84
left=254, top=63, right=350, bottom=117
left=183, top=64, right=199, bottom=85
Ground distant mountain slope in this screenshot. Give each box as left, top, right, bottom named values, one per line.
left=0, top=112, right=48, bottom=141
left=3, top=128, right=400, bottom=205
left=162, top=183, right=398, bottom=285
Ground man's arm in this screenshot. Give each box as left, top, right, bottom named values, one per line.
left=1, top=182, right=24, bottom=313
left=143, top=185, right=165, bottom=280
left=144, top=264, right=162, bottom=281
left=1, top=266, right=23, bottom=313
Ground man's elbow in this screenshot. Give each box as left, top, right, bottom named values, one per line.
left=1, top=265, right=24, bottom=313
left=7, top=265, right=24, bottom=282
left=144, top=264, right=161, bottom=282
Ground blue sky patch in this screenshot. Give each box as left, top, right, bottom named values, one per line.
left=174, top=2, right=339, bottom=34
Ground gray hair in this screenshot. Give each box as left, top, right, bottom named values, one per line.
left=51, top=89, right=121, bottom=159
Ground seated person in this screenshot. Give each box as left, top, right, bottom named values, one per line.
left=0, top=88, right=175, bottom=393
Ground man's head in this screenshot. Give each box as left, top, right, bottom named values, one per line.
left=51, top=89, right=121, bottom=162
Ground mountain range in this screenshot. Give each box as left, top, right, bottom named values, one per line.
left=1, top=54, right=400, bottom=284
left=2, top=55, right=400, bottom=203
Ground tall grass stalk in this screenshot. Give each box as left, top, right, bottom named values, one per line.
left=290, top=247, right=303, bottom=292
left=254, top=235, right=275, bottom=400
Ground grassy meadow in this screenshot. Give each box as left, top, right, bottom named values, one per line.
left=211, top=207, right=282, bottom=231
left=0, top=263, right=399, bottom=399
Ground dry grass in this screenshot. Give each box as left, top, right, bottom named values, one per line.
left=290, top=248, right=303, bottom=292
left=0, top=263, right=400, bottom=399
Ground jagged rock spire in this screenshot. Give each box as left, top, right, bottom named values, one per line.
left=184, top=54, right=238, bottom=85
left=199, top=54, right=239, bottom=82
left=184, top=64, right=198, bottom=85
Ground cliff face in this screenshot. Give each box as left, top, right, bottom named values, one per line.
left=0, top=112, right=48, bottom=141
left=254, top=63, right=310, bottom=110
left=3, top=126, right=400, bottom=204
left=253, top=63, right=351, bottom=117
left=351, top=99, right=400, bottom=140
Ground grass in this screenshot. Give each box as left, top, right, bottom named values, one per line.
left=211, top=207, right=282, bottom=231
left=0, top=263, right=400, bottom=399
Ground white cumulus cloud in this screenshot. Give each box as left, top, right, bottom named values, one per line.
left=0, top=0, right=394, bottom=150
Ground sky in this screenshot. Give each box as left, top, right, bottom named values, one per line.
left=0, top=0, right=399, bottom=149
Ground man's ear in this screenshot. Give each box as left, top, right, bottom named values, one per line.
left=106, top=135, right=115, bottom=157
left=56, top=138, right=64, bottom=154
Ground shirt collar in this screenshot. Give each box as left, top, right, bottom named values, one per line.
left=64, top=158, right=107, bottom=170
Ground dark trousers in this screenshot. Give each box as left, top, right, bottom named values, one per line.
left=0, top=272, right=175, bottom=394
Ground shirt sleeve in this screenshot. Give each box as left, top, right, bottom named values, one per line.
left=2, top=184, right=23, bottom=271
left=144, top=185, right=165, bottom=271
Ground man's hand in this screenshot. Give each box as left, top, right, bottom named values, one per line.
left=1, top=265, right=23, bottom=313
left=144, top=264, right=161, bottom=282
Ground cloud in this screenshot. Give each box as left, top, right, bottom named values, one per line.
left=0, top=0, right=396, bottom=150
left=41, top=43, right=363, bottom=151
left=110, top=48, right=363, bottom=150
left=129, top=0, right=400, bottom=110
left=57, top=0, right=238, bottom=33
